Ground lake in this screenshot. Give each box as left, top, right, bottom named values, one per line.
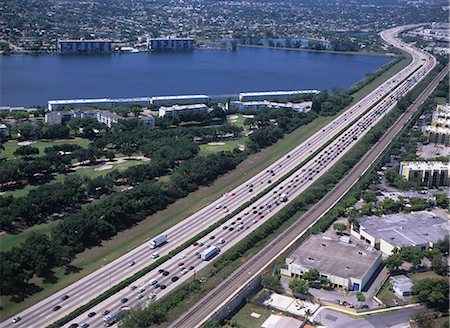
left=0, top=48, right=391, bottom=107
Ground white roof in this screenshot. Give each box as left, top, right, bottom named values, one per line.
left=48, top=97, right=152, bottom=105
left=401, top=161, right=449, bottom=171
left=152, top=95, right=208, bottom=100
left=240, top=90, right=320, bottom=97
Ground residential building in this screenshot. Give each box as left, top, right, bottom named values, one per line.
left=0, top=123, right=9, bottom=135
left=58, top=39, right=112, bottom=53
left=96, top=110, right=121, bottom=128
left=238, top=90, right=320, bottom=102
left=399, top=161, right=449, bottom=187
left=151, top=95, right=209, bottom=106
left=424, top=103, right=450, bottom=145
left=351, top=211, right=449, bottom=255
left=158, top=104, right=209, bottom=117
left=280, top=235, right=382, bottom=291
left=48, top=97, right=152, bottom=111
left=148, top=37, right=195, bottom=50
left=229, top=100, right=312, bottom=112
left=390, top=275, right=413, bottom=297
left=138, top=110, right=156, bottom=127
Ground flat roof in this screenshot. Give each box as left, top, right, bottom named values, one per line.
left=160, top=104, right=208, bottom=111
left=49, top=97, right=152, bottom=105
left=400, top=161, right=449, bottom=170
left=149, top=37, right=194, bottom=40
left=390, top=274, right=412, bottom=285
left=240, top=90, right=320, bottom=97
left=59, top=39, right=112, bottom=42
left=152, top=95, right=208, bottom=100
left=287, top=235, right=381, bottom=280
left=359, top=211, right=449, bottom=247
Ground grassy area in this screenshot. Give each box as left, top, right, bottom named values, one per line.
left=0, top=56, right=410, bottom=318
left=226, top=302, right=274, bottom=328
left=0, top=138, right=91, bottom=159
left=72, top=159, right=143, bottom=179
left=0, top=220, right=63, bottom=251
left=376, top=281, right=407, bottom=307
left=409, top=271, right=442, bottom=282
left=199, top=138, right=248, bottom=156
left=227, top=113, right=250, bottom=128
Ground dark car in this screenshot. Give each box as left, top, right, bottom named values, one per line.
left=163, top=271, right=170, bottom=276
left=102, top=310, right=110, bottom=316
left=189, top=266, right=195, bottom=270
left=81, top=324, right=89, bottom=328
left=61, top=295, right=70, bottom=301
left=68, top=324, right=78, bottom=328
left=223, top=226, right=228, bottom=230
left=121, top=298, right=128, bottom=303
left=158, top=269, right=165, bottom=274
left=171, top=276, right=179, bottom=282
left=249, top=189, right=253, bottom=192
left=228, top=227, right=234, bottom=231
left=87, top=312, right=96, bottom=318
left=209, top=236, right=215, bottom=240
left=160, top=284, right=167, bottom=289
left=53, top=306, right=61, bottom=312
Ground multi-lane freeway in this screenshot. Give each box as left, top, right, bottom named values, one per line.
left=1, top=24, right=435, bottom=328
left=171, top=30, right=444, bottom=328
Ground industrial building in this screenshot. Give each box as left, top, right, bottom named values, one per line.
left=158, top=104, right=209, bottom=117
left=58, top=39, right=112, bottom=53
left=399, top=161, right=449, bottom=187
left=48, top=97, right=152, bottom=111
left=148, top=37, right=195, bottom=50
left=424, top=103, right=450, bottom=145
left=280, top=235, right=382, bottom=292
left=391, top=275, right=413, bottom=297
left=238, top=90, right=320, bottom=102
left=229, top=101, right=312, bottom=112
left=351, top=211, right=449, bottom=255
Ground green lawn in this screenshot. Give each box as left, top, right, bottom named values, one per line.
left=0, top=57, right=411, bottom=318
left=227, top=303, right=274, bottom=328
left=0, top=220, right=63, bottom=251
left=409, top=271, right=442, bottom=282
left=72, top=159, right=144, bottom=179
left=199, top=138, right=248, bottom=156
left=227, top=114, right=250, bottom=128
left=0, top=138, right=91, bottom=159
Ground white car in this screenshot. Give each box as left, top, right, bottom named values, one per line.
left=181, top=269, right=188, bottom=275
left=149, top=293, right=156, bottom=299
left=139, top=287, right=145, bottom=292
left=149, top=279, right=158, bottom=286
left=219, top=238, right=225, bottom=244
left=12, top=317, right=21, bottom=323
left=128, top=260, right=136, bottom=266
left=216, top=204, right=223, bottom=209
left=151, top=252, right=159, bottom=259
left=137, top=294, right=144, bottom=299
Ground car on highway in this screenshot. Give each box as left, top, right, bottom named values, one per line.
left=162, top=271, right=170, bottom=276
left=216, top=204, right=222, bottom=209
left=171, top=276, right=179, bottom=282
left=210, top=236, right=215, bottom=240
left=149, top=279, right=158, bottom=285
left=128, top=260, right=136, bottom=266
left=61, top=294, right=70, bottom=301
left=102, top=310, right=110, bottom=316
left=130, top=285, right=137, bottom=290
left=68, top=324, right=78, bottom=328
left=158, top=269, right=165, bottom=274
left=228, top=227, right=234, bottom=231
left=219, top=238, right=225, bottom=244
left=182, top=269, right=188, bottom=274
left=52, top=305, right=61, bottom=312
left=149, top=293, right=156, bottom=299
left=151, top=252, right=160, bottom=259
left=139, top=287, right=145, bottom=292
left=160, top=285, right=167, bottom=289
left=121, top=298, right=128, bottom=303
left=87, top=312, right=96, bottom=317
left=137, top=294, right=144, bottom=299
left=81, top=323, right=89, bottom=328
left=12, top=317, right=21, bottom=324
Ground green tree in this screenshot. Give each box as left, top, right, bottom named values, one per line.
left=289, top=278, right=309, bottom=294
left=431, top=253, right=447, bottom=276
left=261, top=274, right=283, bottom=292
left=356, top=291, right=366, bottom=304
left=333, top=223, right=347, bottom=232
left=412, top=278, right=449, bottom=310
left=434, top=194, right=449, bottom=209
left=384, top=253, right=404, bottom=272
left=14, top=145, right=39, bottom=158
left=302, top=269, right=320, bottom=281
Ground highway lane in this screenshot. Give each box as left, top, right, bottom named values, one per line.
left=59, top=25, right=435, bottom=328
left=170, top=40, right=444, bottom=328
left=1, top=25, right=431, bottom=328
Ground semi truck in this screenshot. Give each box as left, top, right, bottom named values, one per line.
left=104, top=307, right=128, bottom=326
left=201, top=246, right=220, bottom=261
left=149, top=235, right=167, bottom=249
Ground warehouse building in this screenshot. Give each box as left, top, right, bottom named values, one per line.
left=399, top=161, right=449, bottom=187
left=280, top=235, right=382, bottom=292
left=238, top=90, right=320, bottom=102
left=351, top=211, right=449, bottom=255
left=158, top=104, right=209, bottom=117
left=58, top=39, right=112, bottom=53
left=229, top=100, right=312, bottom=112
left=148, top=37, right=195, bottom=50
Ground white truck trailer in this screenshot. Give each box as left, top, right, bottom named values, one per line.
left=149, top=235, right=167, bottom=249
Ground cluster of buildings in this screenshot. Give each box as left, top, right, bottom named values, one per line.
left=57, top=38, right=195, bottom=54
left=399, top=161, right=449, bottom=187
left=424, top=103, right=450, bottom=145
left=45, top=109, right=155, bottom=128
left=281, top=211, right=448, bottom=293
left=229, top=100, right=312, bottom=112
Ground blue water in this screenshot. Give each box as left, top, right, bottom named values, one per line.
left=0, top=48, right=390, bottom=107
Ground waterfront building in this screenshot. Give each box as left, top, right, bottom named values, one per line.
left=139, top=110, right=156, bottom=127
left=151, top=95, right=209, bottom=106
left=351, top=211, right=449, bottom=255
left=148, top=37, right=195, bottom=50
left=158, top=104, right=209, bottom=117
left=238, top=90, right=320, bottom=102
left=58, top=39, right=112, bottom=53
left=399, top=161, right=449, bottom=187
left=280, top=235, right=382, bottom=292
left=48, top=97, right=152, bottom=111
left=229, top=100, right=312, bottom=112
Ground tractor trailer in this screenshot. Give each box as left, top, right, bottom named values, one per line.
left=149, top=235, right=167, bottom=249
left=201, top=246, right=220, bottom=261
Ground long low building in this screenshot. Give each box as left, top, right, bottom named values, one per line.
left=238, top=90, right=320, bottom=102
left=58, top=39, right=112, bottom=53
left=48, top=97, right=152, bottom=111
left=351, top=211, right=449, bottom=255
left=148, top=37, right=195, bottom=50
left=229, top=100, right=312, bottom=112
left=158, top=104, right=209, bottom=117
left=151, top=95, right=209, bottom=106
left=280, top=235, right=382, bottom=292
left=399, top=161, right=449, bottom=187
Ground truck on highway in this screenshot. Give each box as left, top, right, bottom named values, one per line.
left=201, top=246, right=220, bottom=261
left=279, top=193, right=288, bottom=202
left=104, top=307, right=128, bottom=326
left=149, top=235, right=167, bottom=249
